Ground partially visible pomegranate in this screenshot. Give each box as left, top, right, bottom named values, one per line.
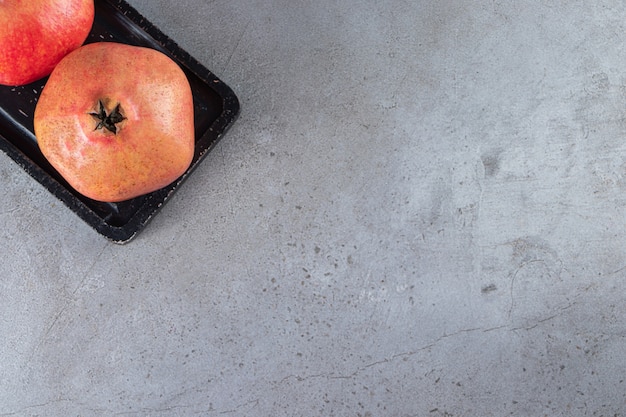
left=0, top=0, right=95, bottom=86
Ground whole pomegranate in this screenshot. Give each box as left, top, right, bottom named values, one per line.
left=34, top=42, right=196, bottom=202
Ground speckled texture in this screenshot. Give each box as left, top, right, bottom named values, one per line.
left=2, top=0, right=626, bottom=415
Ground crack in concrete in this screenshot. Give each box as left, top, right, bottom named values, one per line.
left=275, top=327, right=492, bottom=384
left=508, top=258, right=549, bottom=318
left=27, top=245, right=108, bottom=361
left=222, top=17, right=252, bottom=75
left=510, top=301, right=578, bottom=331
left=216, top=399, right=260, bottom=415
left=274, top=312, right=582, bottom=386
left=0, top=398, right=261, bottom=417
left=0, top=399, right=73, bottom=417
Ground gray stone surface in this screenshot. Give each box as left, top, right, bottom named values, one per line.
left=2, top=0, right=626, bottom=415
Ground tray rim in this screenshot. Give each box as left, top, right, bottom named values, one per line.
left=0, top=0, right=240, bottom=244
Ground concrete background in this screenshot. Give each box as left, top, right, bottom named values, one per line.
left=2, top=0, right=626, bottom=415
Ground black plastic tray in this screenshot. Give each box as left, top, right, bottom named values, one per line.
left=0, top=0, right=239, bottom=243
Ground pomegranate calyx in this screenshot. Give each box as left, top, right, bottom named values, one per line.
left=89, top=100, right=126, bottom=134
